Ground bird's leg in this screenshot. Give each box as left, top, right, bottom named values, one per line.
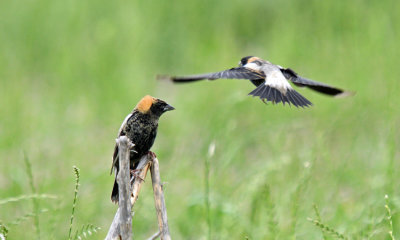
left=129, top=152, right=156, bottom=183
left=261, top=98, right=268, bottom=104
left=130, top=169, right=145, bottom=182
left=129, top=151, right=157, bottom=183
left=147, top=151, right=157, bottom=159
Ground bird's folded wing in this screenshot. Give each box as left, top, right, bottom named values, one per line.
left=110, top=144, right=119, bottom=174
left=166, top=67, right=266, bottom=83
left=281, top=68, right=352, bottom=97
left=110, top=113, right=132, bottom=174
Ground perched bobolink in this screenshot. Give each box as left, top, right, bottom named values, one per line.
left=160, top=56, right=352, bottom=107
left=111, top=95, right=174, bottom=203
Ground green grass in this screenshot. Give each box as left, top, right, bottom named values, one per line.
left=1, top=0, right=399, bottom=239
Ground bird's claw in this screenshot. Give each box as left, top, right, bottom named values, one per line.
left=261, top=98, right=268, bottom=104
left=130, top=169, right=145, bottom=182
left=147, top=151, right=157, bottom=159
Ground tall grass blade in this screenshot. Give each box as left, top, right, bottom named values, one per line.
left=24, top=153, right=41, bottom=240
left=68, top=166, right=80, bottom=240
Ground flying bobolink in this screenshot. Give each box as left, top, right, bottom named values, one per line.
left=111, top=95, right=174, bottom=203
left=160, top=56, right=352, bottom=107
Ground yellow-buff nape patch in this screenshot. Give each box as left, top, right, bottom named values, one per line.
left=136, top=95, right=155, bottom=113
left=247, top=57, right=260, bottom=63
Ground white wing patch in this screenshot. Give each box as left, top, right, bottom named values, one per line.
left=117, top=113, right=132, bottom=136
left=264, top=69, right=292, bottom=94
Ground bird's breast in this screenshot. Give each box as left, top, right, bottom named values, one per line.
left=125, top=116, right=159, bottom=155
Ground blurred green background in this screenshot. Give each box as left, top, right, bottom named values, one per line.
left=1, top=0, right=399, bottom=239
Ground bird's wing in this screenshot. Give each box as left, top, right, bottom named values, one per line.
left=110, top=113, right=132, bottom=174
left=281, top=68, right=352, bottom=97
left=111, top=145, right=119, bottom=174
left=162, top=67, right=266, bottom=83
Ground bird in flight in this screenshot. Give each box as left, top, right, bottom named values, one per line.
left=159, top=56, right=353, bottom=107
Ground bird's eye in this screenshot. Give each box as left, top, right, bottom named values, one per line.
left=240, top=59, right=248, bottom=66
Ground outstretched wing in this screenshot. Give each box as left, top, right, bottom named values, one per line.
left=281, top=68, right=352, bottom=97
left=163, top=67, right=266, bottom=83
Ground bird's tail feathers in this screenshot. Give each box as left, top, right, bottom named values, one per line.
left=111, top=179, right=119, bottom=203
left=248, top=84, right=312, bottom=108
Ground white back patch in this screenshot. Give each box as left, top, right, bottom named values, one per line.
left=264, top=69, right=292, bottom=94
left=117, top=113, right=132, bottom=136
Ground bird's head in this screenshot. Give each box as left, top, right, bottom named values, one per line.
left=238, top=56, right=261, bottom=67
left=136, top=95, right=175, bottom=117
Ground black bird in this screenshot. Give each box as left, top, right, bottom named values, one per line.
left=111, top=95, right=174, bottom=203
left=160, top=56, right=353, bottom=107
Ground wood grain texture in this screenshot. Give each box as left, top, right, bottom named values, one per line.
left=151, top=157, right=171, bottom=240
left=106, top=139, right=171, bottom=240
left=117, top=136, right=133, bottom=240
left=106, top=136, right=135, bottom=240
left=106, top=152, right=150, bottom=239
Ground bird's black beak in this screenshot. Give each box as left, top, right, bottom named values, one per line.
left=163, top=104, right=175, bottom=112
